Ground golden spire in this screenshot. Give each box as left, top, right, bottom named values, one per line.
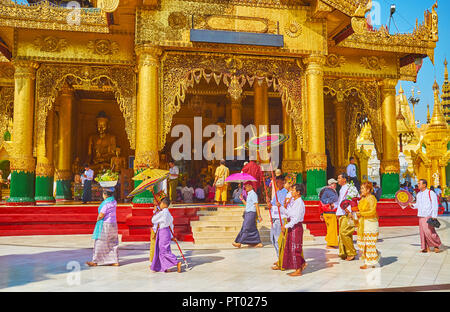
left=430, top=80, right=447, bottom=127
left=445, top=58, right=448, bottom=81
left=427, top=103, right=431, bottom=123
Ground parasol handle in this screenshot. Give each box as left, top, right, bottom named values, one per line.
left=257, top=150, right=273, bottom=226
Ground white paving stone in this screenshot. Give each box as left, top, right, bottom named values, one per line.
left=0, top=216, right=449, bottom=291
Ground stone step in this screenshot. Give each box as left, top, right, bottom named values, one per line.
left=191, top=220, right=272, bottom=228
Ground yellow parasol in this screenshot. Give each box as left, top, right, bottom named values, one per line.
left=128, top=168, right=170, bottom=197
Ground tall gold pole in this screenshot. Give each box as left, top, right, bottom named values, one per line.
left=304, top=55, right=326, bottom=198
left=230, top=95, right=242, bottom=158
left=334, top=99, right=346, bottom=174
left=379, top=78, right=400, bottom=197
left=8, top=61, right=39, bottom=204
left=35, top=108, right=55, bottom=201
left=134, top=44, right=161, bottom=204
left=55, top=83, right=74, bottom=200
left=254, top=80, right=269, bottom=135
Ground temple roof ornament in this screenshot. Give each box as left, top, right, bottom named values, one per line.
left=337, top=1, right=438, bottom=65
left=0, top=0, right=110, bottom=33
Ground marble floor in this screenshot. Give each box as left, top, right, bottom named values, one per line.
left=0, top=216, right=449, bottom=292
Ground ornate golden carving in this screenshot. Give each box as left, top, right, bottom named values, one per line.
left=36, top=162, right=54, bottom=177
left=55, top=169, right=72, bottom=181
left=380, top=159, right=400, bottom=174
left=282, top=160, right=303, bottom=173
left=284, top=21, right=302, bottom=38
left=136, top=45, right=163, bottom=69
left=0, top=65, right=14, bottom=80
left=134, top=150, right=159, bottom=171
left=305, top=153, right=327, bottom=170
left=206, top=15, right=269, bottom=33
left=325, top=54, right=346, bottom=68
left=161, top=51, right=304, bottom=150
left=35, top=64, right=136, bottom=153
left=33, top=36, right=67, bottom=53
left=13, top=61, right=39, bottom=80
left=168, top=12, right=188, bottom=30
left=360, top=56, right=387, bottom=71
left=87, top=39, right=119, bottom=56
left=97, top=0, right=120, bottom=13
left=0, top=86, right=14, bottom=147
left=0, top=0, right=109, bottom=33
left=324, top=78, right=383, bottom=161
left=10, top=156, right=35, bottom=173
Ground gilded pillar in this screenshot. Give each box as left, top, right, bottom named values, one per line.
left=380, top=78, right=400, bottom=198
left=35, top=109, right=55, bottom=202
left=8, top=61, right=39, bottom=205
left=133, top=45, right=161, bottom=204
left=253, top=80, right=269, bottom=134
left=334, top=100, right=346, bottom=174
left=230, top=95, right=242, bottom=158
left=282, top=102, right=303, bottom=182
left=55, top=84, right=74, bottom=200
left=304, top=55, right=326, bottom=198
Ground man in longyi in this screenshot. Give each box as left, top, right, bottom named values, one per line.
left=213, top=159, right=229, bottom=206
left=319, top=178, right=339, bottom=249
left=336, top=173, right=358, bottom=261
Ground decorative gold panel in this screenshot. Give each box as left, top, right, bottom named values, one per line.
left=160, top=51, right=304, bottom=150
left=35, top=64, right=136, bottom=154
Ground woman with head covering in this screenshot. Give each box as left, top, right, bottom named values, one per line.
left=86, top=187, right=119, bottom=267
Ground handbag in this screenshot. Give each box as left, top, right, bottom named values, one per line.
left=427, top=218, right=441, bottom=228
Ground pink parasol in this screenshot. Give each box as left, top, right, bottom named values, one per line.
left=225, top=173, right=257, bottom=183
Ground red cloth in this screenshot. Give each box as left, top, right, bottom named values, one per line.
left=241, top=161, right=263, bottom=191
left=319, top=201, right=336, bottom=214
left=282, top=222, right=305, bottom=270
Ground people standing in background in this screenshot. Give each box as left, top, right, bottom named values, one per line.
left=213, top=159, right=230, bottom=206
left=82, top=164, right=94, bottom=204
left=372, top=182, right=382, bottom=201
left=346, top=157, right=360, bottom=192
left=411, top=179, right=442, bottom=253
left=241, top=160, right=264, bottom=198
left=168, top=161, right=179, bottom=203
left=319, top=178, right=339, bottom=249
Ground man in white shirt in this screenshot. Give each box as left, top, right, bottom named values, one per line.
left=336, top=173, right=357, bottom=261
left=82, top=164, right=94, bottom=204
left=411, top=179, right=442, bottom=253
left=346, top=157, right=360, bottom=191
left=168, top=161, right=179, bottom=202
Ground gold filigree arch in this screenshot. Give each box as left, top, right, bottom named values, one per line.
left=35, top=64, right=137, bottom=154
left=161, top=51, right=304, bottom=150
left=323, top=78, right=383, bottom=160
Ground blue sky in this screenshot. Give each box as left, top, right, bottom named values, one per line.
left=370, top=0, right=448, bottom=126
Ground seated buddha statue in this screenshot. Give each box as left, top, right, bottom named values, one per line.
left=88, top=111, right=117, bottom=171
left=110, top=146, right=126, bottom=172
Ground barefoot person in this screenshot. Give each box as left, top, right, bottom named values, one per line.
left=267, top=176, right=289, bottom=260
left=232, top=182, right=263, bottom=248
left=356, top=182, right=380, bottom=269
left=319, top=179, right=339, bottom=249
left=280, top=183, right=307, bottom=277
left=86, top=187, right=119, bottom=267
left=411, top=179, right=442, bottom=253
left=151, top=197, right=182, bottom=273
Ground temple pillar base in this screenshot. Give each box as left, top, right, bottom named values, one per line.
left=305, top=169, right=326, bottom=200
left=55, top=180, right=72, bottom=200
left=35, top=176, right=55, bottom=202
left=380, top=173, right=400, bottom=199
left=8, top=171, right=36, bottom=205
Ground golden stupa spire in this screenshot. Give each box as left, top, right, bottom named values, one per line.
left=445, top=58, right=448, bottom=81
left=430, top=80, right=447, bottom=127
left=427, top=103, right=431, bottom=123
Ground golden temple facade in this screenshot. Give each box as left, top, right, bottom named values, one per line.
left=0, top=0, right=441, bottom=203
